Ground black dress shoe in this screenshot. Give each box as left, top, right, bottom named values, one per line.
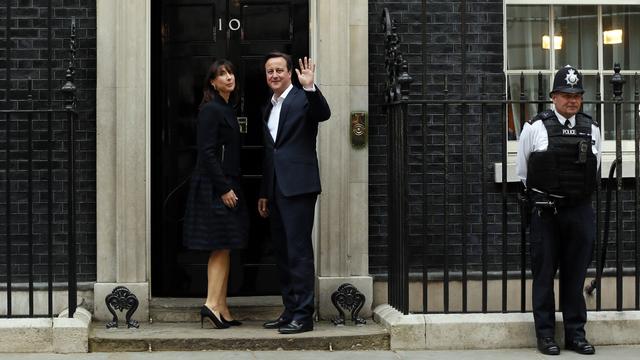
left=537, top=337, right=560, bottom=355
left=278, top=319, right=313, bottom=334
left=263, top=317, right=290, bottom=329
left=565, top=338, right=595, bottom=355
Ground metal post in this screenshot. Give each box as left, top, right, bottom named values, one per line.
left=537, top=72, right=544, bottom=113
left=398, top=59, right=412, bottom=314
left=595, top=74, right=603, bottom=310
left=47, top=0, right=54, bottom=318
left=519, top=75, right=528, bottom=312
left=611, top=63, right=625, bottom=311
left=635, top=72, right=640, bottom=310
left=481, top=75, right=488, bottom=313
left=61, top=18, right=78, bottom=318
left=443, top=75, right=449, bottom=314
left=28, top=78, right=34, bottom=316
left=4, top=1, right=12, bottom=318
left=382, top=8, right=413, bottom=314
left=421, top=0, right=429, bottom=314
left=460, top=0, right=468, bottom=315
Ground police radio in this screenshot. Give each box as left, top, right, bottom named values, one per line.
left=577, top=140, right=588, bottom=164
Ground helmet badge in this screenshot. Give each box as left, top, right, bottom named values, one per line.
left=565, top=69, right=579, bottom=87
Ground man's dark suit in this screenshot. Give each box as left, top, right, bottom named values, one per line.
left=260, top=85, right=331, bottom=325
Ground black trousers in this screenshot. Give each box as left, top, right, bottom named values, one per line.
left=269, top=180, right=317, bottom=323
left=530, top=203, right=595, bottom=340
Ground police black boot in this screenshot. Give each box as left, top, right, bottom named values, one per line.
left=537, top=337, right=560, bottom=355
left=565, top=338, right=595, bottom=355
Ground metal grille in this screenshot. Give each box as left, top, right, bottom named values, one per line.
left=382, top=8, right=640, bottom=315
left=1, top=2, right=79, bottom=318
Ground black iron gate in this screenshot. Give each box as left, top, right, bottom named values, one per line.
left=1, top=7, right=79, bottom=318
left=382, top=8, right=640, bottom=315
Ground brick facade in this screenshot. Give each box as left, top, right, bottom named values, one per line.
left=0, top=0, right=96, bottom=283
left=0, top=0, right=635, bottom=286
left=368, top=0, right=637, bottom=277
left=369, top=0, right=504, bottom=275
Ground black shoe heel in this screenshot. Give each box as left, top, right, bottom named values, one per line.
left=200, top=305, right=229, bottom=329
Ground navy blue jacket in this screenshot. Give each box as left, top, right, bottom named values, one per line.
left=183, top=95, right=248, bottom=250
left=260, top=86, right=331, bottom=198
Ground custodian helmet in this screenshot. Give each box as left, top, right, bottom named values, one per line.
left=549, top=65, right=584, bottom=97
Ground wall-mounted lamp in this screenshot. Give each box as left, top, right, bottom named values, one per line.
left=542, top=35, right=563, bottom=50
left=603, top=29, right=623, bottom=44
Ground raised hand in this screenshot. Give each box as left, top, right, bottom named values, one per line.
left=295, top=57, right=315, bottom=88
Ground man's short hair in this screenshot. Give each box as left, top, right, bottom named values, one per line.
left=264, top=51, right=293, bottom=71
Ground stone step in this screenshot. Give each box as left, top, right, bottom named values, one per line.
left=89, top=321, right=390, bottom=352
left=149, top=297, right=283, bottom=322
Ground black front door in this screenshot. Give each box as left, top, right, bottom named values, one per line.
left=151, top=0, right=309, bottom=297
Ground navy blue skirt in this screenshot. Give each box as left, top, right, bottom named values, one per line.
left=182, top=176, right=249, bottom=251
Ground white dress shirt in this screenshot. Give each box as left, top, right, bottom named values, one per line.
left=267, top=83, right=317, bottom=142
left=267, top=84, right=294, bottom=141
left=516, top=109, right=601, bottom=186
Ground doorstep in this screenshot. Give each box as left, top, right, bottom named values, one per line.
left=89, top=320, right=389, bottom=351
left=149, top=296, right=284, bottom=322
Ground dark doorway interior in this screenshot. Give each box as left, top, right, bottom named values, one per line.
left=151, top=0, right=309, bottom=297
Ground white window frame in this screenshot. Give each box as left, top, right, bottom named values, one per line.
left=499, top=0, right=640, bottom=182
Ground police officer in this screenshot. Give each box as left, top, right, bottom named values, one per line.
left=516, top=65, right=601, bottom=356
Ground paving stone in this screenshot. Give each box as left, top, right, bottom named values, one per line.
left=2, top=346, right=640, bottom=359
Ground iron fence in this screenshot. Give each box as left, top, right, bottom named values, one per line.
left=383, top=8, right=640, bottom=315
left=1, top=8, right=78, bottom=318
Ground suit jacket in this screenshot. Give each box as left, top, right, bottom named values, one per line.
left=183, top=95, right=247, bottom=250
left=260, top=85, right=331, bottom=199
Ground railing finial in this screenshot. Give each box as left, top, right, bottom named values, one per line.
left=61, top=17, right=77, bottom=111
left=382, top=8, right=412, bottom=103
left=610, top=63, right=625, bottom=100
left=398, top=58, right=412, bottom=100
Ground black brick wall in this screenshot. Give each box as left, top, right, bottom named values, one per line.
left=368, top=0, right=638, bottom=277
left=369, top=0, right=506, bottom=276
left=0, top=0, right=634, bottom=286
left=0, top=0, right=96, bottom=283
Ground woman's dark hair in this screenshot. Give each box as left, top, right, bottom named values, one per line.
left=264, top=51, right=293, bottom=71
left=200, top=59, right=238, bottom=109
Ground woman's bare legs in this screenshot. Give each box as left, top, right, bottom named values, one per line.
left=204, top=249, right=229, bottom=316
left=219, top=255, right=235, bottom=320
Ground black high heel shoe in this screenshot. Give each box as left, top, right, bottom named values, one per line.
left=200, top=305, right=229, bottom=329
left=221, top=314, right=242, bottom=326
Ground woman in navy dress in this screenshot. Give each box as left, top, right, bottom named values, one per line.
left=182, top=59, right=248, bottom=329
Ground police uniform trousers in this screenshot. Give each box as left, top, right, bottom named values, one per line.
left=530, top=201, right=595, bottom=340
left=269, top=176, right=317, bottom=324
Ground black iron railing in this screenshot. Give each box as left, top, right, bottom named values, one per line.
left=1, top=12, right=78, bottom=318
left=383, top=8, right=640, bottom=315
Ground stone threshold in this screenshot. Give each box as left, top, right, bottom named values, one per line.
left=0, top=307, right=91, bottom=353
left=89, top=320, right=389, bottom=352
left=149, top=296, right=284, bottom=322
left=374, top=304, right=640, bottom=350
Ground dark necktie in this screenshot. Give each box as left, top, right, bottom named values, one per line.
left=564, top=119, right=571, bottom=128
